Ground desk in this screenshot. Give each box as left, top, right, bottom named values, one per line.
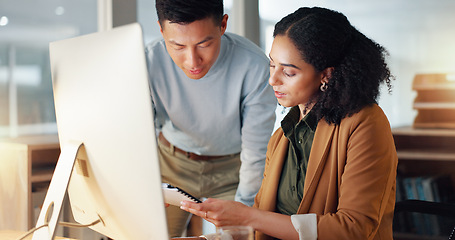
left=0, top=135, right=60, bottom=230
left=0, top=230, right=76, bottom=240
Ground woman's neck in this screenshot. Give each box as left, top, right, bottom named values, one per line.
left=298, top=102, right=315, bottom=120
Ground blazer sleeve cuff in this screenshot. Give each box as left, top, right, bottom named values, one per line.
left=291, top=213, right=317, bottom=240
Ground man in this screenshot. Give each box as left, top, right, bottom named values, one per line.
left=145, top=0, right=276, bottom=236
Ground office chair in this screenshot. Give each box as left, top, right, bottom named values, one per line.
left=394, top=199, right=455, bottom=240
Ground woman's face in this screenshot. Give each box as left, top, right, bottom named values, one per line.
left=268, top=35, right=324, bottom=109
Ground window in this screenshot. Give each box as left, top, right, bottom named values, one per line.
left=0, top=0, right=97, bottom=138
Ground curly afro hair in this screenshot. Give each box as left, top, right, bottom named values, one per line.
left=273, top=7, right=393, bottom=125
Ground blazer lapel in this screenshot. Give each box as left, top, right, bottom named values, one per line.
left=298, top=120, right=336, bottom=213
left=259, top=134, right=289, bottom=211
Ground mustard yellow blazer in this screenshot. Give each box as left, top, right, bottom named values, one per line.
left=254, top=104, right=398, bottom=240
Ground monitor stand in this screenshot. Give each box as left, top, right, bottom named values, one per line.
left=32, top=141, right=101, bottom=240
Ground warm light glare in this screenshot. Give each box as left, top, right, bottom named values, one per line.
left=447, top=73, right=455, bottom=81
left=0, top=16, right=8, bottom=26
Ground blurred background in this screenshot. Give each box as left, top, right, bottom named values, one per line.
left=1, top=0, right=455, bottom=138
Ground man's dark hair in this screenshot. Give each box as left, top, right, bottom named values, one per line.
left=156, top=0, right=224, bottom=27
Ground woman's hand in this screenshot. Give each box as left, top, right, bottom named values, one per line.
left=181, top=198, right=299, bottom=240
left=180, top=198, right=252, bottom=227
left=171, top=237, right=206, bottom=240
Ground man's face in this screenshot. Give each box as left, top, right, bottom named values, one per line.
left=160, top=15, right=228, bottom=79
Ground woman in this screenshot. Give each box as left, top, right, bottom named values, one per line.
left=180, top=7, right=397, bottom=240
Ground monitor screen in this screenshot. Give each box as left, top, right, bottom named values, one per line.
left=46, top=23, right=169, bottom=239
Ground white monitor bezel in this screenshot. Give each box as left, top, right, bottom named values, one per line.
left=33, top=23, right=168, bottom=240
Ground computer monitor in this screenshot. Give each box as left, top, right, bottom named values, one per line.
left=33, top=23, right=169, bottom=239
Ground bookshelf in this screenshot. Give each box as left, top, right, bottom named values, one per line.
left=0, top=135, right=108, bottom=240
left=392, top=127, right=455, bottom=240
left=412, top=73, right=455, bottom=128
left=0, top=134, right=60, bottom=231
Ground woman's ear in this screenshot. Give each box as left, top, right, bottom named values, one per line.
left=321, top=67, right=334, bottom=84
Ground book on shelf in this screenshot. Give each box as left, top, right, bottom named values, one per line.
left=420, top=177, right=441, bottom=236
left=402, top=177, right=425, bottom=235
left=395, top=174, right=455, bottom=236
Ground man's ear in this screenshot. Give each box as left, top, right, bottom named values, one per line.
left=158, top=20, right=163, bottom=34
left=220, top=14, right=229, bottom=35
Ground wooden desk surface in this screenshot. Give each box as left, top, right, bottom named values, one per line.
left=0, top=230, right=76, bottom=240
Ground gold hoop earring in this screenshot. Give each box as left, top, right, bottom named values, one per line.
left=320, top=82, right=328, bottom=92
